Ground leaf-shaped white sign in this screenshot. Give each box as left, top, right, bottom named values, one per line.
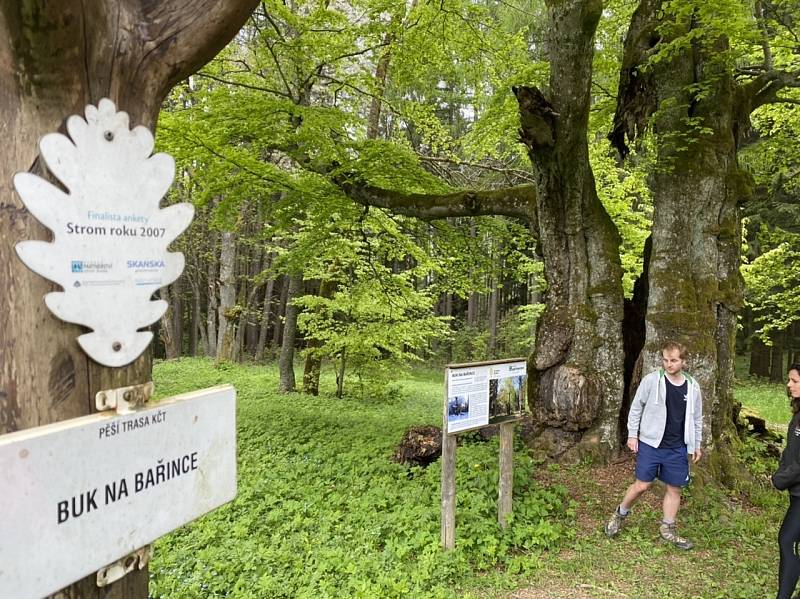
left=14, top=98, right=194, bottom=367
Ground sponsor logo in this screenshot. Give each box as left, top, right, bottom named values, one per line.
left=70, top=260, right=112, bottom=273
left=127, top=260, right=166, bottom=270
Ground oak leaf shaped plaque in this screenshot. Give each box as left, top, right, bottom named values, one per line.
left=14, top=98, right=194, bottom=367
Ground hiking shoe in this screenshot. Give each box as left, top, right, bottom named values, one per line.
left=659, top=522, right=693, bottom=550
left=604, top=508, right=628, bottom=537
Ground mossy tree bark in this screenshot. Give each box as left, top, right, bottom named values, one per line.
left=0, top=1, right=258, bottom=596
left=512, top=0, right=625, bottom=462
left=610, top=0, right=798, bottom=477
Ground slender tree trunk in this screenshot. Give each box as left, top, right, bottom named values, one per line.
left=255, top=273, right=276, bottom=362
left=272, top=276, right=289, bottom=349
left=278, top=274, right=303, bottom=393
left=367, top=35, right=393, bottom=139
left=514, top=0, right=624, bottom=461
left=488, top=281, right=498, bottom=357
left=467, top=293, right=478, bottom=327
left=336, top=349, right=347, bottom=399
left=750, top=335, right=770, bottom=378
left=159, top=286, right=177, bottom=359
left=206, top=231, right=219, bottom=358
left=0, top=2, right=258, bottom=596
left=235, top=246, right=265, bottom=361
left=190, top=283, right=201, bottom=356
left=771, top=330, right=786, bottom=383
left=215, top=231, right=237, bottom=363
left=303, top=279, right=336, bottom=395
left=172, top=276, right=183, bottom=358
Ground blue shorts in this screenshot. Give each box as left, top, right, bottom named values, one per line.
left=635, top=441, right=689, bottom=487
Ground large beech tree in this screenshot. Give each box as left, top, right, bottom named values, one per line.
left=610, top=0, right=800, bottom=477
left=345, top=0, right=800, bottom=466
left=348, top=0, right=626, bottom=461
left=0, top=1, right=258, bottom=596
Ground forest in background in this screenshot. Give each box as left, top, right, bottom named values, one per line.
left=151, top=0, right=800, bottom=397
left=2, top=2, right=800, bottom=595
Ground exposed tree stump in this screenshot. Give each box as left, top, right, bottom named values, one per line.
left=738, top=408, right=784, bottom=458
left=741, top=409, right=768, bottom=436
left=392, top=425, right=442, bottom=467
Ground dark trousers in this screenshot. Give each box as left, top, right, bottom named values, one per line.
left=778, top=495, right=800, bottom=599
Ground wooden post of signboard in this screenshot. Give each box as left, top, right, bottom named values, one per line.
left=441, top=369, right=456, bottom=550
left=441, top=358, right=527, bottom=549
left=498, top=421, right=514, bottom=528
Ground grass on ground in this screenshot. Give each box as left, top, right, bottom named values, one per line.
left=149, top=357, right=789, bottom=599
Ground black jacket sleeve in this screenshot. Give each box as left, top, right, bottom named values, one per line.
left=773, top=418, right=800, bottom=491
left=773, top=462, right=800, bottom=490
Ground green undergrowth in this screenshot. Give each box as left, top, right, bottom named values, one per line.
left=148, top=358, right=573, bottom=598
left=735, top=376, right=790, bottom=430
left=733, top=354, right=791, bottom=430
left=148, top=358, right=790, bottom=598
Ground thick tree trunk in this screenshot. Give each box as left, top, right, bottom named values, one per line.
left=611, top=1, right=746, bottom=475
left=278, top=274, right=303, bottom=393
left=0, top=1, right=258, bottom=596
left=158, top=280, right=183, bottom=359
left=514, top=0, right=625, bottom=461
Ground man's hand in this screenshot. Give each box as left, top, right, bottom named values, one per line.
left=626, top=437, right=638, bottom=453
left=692, top=448, right=703, bottom=463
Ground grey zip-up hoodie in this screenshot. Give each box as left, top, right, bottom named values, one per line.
left=627, top=369, right=703, bottom=454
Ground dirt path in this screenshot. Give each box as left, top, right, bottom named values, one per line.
left=480, top=455, right=776, bottom=599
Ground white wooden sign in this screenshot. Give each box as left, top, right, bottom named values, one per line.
left=13, top=98, right=193, bottom=367
left=0, top=385, right=237, bottom=599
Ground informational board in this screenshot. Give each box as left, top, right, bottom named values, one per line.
left=445, top=359, right=527, bottom=434
left=13, top=98, right=193, bottom=367
left=0, top=385, right=237, bottom=599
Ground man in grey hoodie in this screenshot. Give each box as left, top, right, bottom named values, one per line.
left=604, top=341, right=703, bottom=549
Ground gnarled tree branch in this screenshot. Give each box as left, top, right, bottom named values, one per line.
left=339, top=182, right=538, bottom=227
